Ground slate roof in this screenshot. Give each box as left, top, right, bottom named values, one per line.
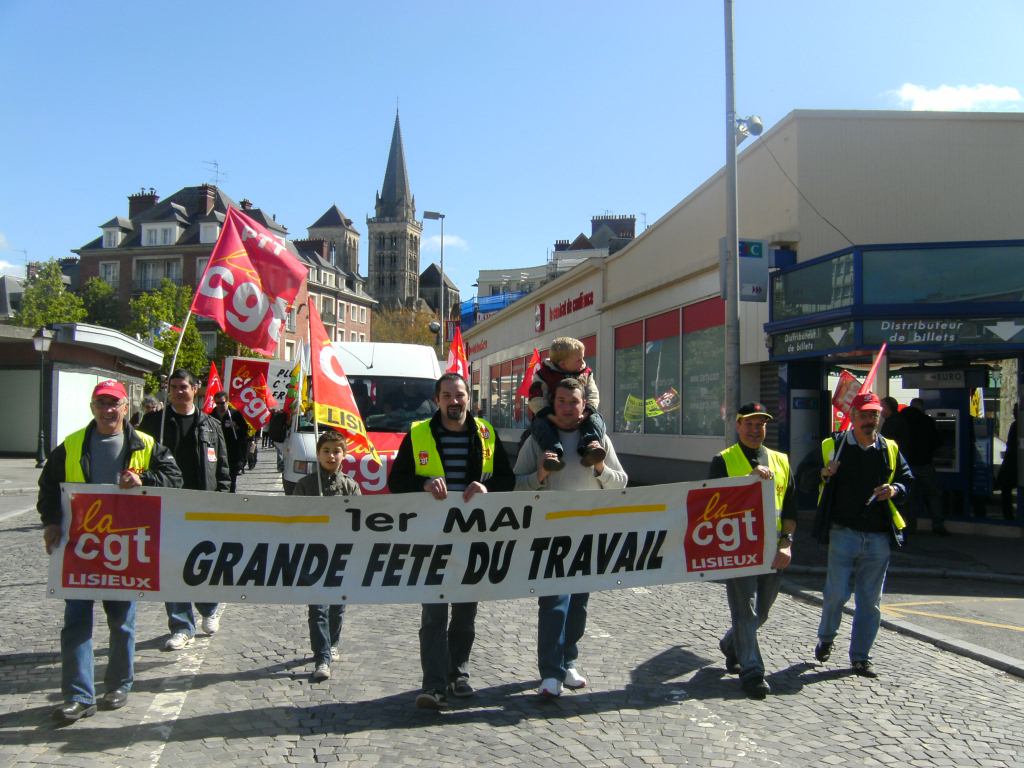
left=309, top=204, right=358, bottom=232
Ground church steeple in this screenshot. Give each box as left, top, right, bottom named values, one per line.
left=367, top=110, right=423, bottom=308
left=375, top=111, right=415, bottom=220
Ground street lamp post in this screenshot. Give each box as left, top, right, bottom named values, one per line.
left=723, top=0, right=762, bottom=438
left=33, top=327, right=54, bottom=468
left=423, top=211, right=446, bottom=357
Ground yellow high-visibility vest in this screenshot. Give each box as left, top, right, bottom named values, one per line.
left=819, top=435, right=906, bottom=531
left=409, top=418, right=496, bottom=482
left=719, top=442, right=789, bottom=531
left=63, top=426, right=155, bottom=483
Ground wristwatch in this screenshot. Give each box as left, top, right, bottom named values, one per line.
left=778, top=533, right=794, bottom=545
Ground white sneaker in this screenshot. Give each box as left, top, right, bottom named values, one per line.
left=564, top=667, right=588, bottom=689
left=330, top=645, right=341, bottom=662
left=538, top=678, right=562, bottom=698
left=202, top=605, right=225, bottom=635
left=164, top=632, right=194, bottom=651
left=312, top=662, right=331, bottom=681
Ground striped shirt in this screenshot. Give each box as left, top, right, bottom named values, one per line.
left=437, top=428, right=471, bottom=492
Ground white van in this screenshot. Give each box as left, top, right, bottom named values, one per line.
left=281, top=342, right=441, bottom=494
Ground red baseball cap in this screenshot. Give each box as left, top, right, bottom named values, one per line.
left=92, top=379, right=127, bottom=401
left=851, top=392, right=882, bottom=411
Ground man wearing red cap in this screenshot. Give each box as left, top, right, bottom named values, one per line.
left=797, top=391, right=913, bottom=678
left=37, top=379, right=182, bottom=723
left=708, top=402, right=797, bottom=699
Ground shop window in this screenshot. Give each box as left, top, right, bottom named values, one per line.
left=772, top=252, right=854, bottom=319
left=644, top=310, right=681, bottom=435
left=489, top=364, right=501, bottom=428
left=682, top=298, right=725, bottom=436
left=512, top=356, right=526, bottom=428
left=614, top=321, right=643, bottom=433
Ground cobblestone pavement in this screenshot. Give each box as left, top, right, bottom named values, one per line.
left=1, top=450, right=1022, bottom=767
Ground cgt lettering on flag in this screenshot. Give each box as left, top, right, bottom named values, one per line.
left=192, top=207, right=307, bottom=356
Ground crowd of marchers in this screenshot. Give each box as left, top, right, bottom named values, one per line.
left=38, top=335, right=929, bottom=723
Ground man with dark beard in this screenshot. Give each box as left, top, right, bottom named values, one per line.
left=388, top=373, right=514, bottom=709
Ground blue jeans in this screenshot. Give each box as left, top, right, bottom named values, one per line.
left=165, top=602, right=219, bottom=637
left=818, top=526, right=891, bottom=662
left=61, top=600, right=135, bottom=705
left=419, top=602, right=476, bottom=693
left=308, top=604, right=346, bottom=665
left=537, top=593, right=589, bottom=681
left=720, top=572, right=781, bottom=683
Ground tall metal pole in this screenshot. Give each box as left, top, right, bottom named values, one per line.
left=35, top=344, right=46, bottom=468
left=723, top=0, right=741, bottom=438
left=439, top=215, right=446, bottom=358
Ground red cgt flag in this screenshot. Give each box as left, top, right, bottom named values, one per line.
left=446, top=325, right=470, bottom=379
left=191, top=207, right=308, bottom=355
left=228, top=364, right=276, bottom=431
left=307, top=302, right=380, bottom=463
left=201, top=362, right=223, bottom=414
left=516, top=348, right=541, bottom=397
left=837, top=342, right=888, bottom=432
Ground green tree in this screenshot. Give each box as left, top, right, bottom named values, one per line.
left=15, top=261, right=86, bottom=328
left=128, top=279, right=209, bottom=392
left=79, top=277, right=121, bottom=328
left=371, top=306, right=441, bottom=348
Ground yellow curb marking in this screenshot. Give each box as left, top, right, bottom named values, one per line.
left=882, top=600, right=1024, bottom=632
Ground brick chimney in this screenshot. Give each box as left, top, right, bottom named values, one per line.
left=239, top=198, right=253, bottom=211
left=198, top=184, right=216, bottom=216
left=128, top=187, right=159, bottom=218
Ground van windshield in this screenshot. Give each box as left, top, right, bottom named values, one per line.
left=351, top=375, right=437, bottom=434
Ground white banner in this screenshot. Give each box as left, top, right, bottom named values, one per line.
left=47, top=477, right=777, bottom=604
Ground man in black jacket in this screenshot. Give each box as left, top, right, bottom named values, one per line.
left=39, top=379, right=182, bottom=723
left=796, top=392, right=913, bottom=678
left=211, top=391, right=250, bottom=493
left=388, top=372, right=515, bottom=710
left=139, top=368, right=231, bottom=651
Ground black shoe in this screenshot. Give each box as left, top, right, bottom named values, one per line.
left=719, top=642, right=741, bottom=675
left=579, top=445, right=606, bottom=467
left=447, top=678, right=474, bottom=698
left=814, top=639, right=833, bottom=663
left=415, top=690, right=448, bottom=710
left=542, top=456, right=566, bottom=472
left=741, top=677, right=770, bottom=699
left=852, top=660, right=878, bottom=678
left=54, top=701, right=97, bottom=722
left=101, top=687, right=129, bottom=710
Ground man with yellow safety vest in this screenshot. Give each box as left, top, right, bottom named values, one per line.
left=388, top=372, right=514, bottom=710
left=708, top=402, right=796, bottom=699
left=37, top=379, right=182, bottom=723
left=796, top=391, right=913, bottom=679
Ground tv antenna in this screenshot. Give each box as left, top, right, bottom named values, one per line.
left=203, top=160, right=229, bottom=186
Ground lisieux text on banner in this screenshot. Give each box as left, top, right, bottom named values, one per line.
left=48, top=476, right=776, bottom=605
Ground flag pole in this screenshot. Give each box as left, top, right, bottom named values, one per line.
left=305, top=307, right=323, bottom=498
left=160, top=308, right=194, bottom=445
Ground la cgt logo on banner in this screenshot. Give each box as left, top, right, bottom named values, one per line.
left=684, top=483, right=765, bottom=572
left=62, top=493, right=161, bottom=591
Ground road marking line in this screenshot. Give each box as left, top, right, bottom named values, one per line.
left=882, top=606, right=1024, bottom=632
left=0, top=505, right=34, bottom=523
left=116, top=640, right=209, bottom=768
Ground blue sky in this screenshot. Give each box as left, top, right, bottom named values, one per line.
left=1, top=1, right=1021, bottom=302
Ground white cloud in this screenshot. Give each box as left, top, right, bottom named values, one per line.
left=894, top=83, right=1023, bottom=111
left=423, top=233, right=468, bottom=252
left=0, top=260, right=25, bottom=277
